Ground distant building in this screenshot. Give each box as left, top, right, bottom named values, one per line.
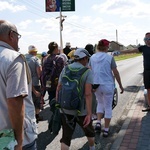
left=109, top=41, right=125, bottom=51
left=126, top=44, right=137, bottom=50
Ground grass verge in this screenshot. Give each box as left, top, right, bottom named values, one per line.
left=114, top=53, right=141, bottom=61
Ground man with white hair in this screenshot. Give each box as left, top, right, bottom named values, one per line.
left=25, top=45, right=43, bottom=123
left=0, top=20, right=37, bottom=149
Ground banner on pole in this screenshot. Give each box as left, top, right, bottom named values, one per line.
left=45, top=0, right=75, bottom=12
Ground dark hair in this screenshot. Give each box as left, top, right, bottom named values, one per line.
left=85, top=44, right=94, bottom=55
left=145, top=32, right=150, bottom=36
left=47, top=42, right=58, bottom=54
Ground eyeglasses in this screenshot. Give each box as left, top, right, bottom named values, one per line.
left=10, top=30, right=21, bottom=39
left=144, top=38, right=150, bottom=41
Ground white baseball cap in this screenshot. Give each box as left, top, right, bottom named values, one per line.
left=65, top=42, right=71, bottom=47
left=74, top=48, right=91, bottom=60
left=28, top=45, right=38, bottom=53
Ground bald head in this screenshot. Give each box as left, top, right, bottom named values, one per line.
left=0, top=20, right=17, bottom=39
left=0, top=20, right=20, bottom=51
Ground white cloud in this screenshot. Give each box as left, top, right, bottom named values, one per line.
left=2, top=0, right=148, bottom=53
left=0, top=1, right=26, bottom=12
left=36, top=18, right=59, bottom=31
left=82, top=16, right=92, bottom=23
left=18, top=20, right=32, bottom=29
left=92, top=0, right=150, bottom=18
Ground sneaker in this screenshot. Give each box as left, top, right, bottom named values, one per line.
left=95, top=122, right=101, bottom=132
left=103, top=130, right=109, bottom=137
left=142, top=106, right=150, bottom=112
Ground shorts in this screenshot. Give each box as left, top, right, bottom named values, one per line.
left=32, top=86, right=41, bottom=109
left=143, top=70, right=150, bottom=89
left=23, top=140, right=37, bottom=150
left=60, top=113, right=95, bottom=146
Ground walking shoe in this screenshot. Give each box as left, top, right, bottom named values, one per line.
left=95, top=122, right=101, bottom=133
left=103, top=130, right=109, bottom=138
left=142, top=106, right=150, bottom=112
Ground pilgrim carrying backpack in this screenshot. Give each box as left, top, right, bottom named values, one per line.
left=41, top=54, right=64, bottom=91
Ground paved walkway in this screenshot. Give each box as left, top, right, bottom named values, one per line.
left=111, top=86, right=150, bottom=150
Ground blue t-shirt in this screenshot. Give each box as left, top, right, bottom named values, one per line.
left=138, top=45, right=150, bottom=70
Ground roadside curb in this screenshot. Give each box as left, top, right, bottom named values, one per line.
left=110, top=86, right=144, bottom=150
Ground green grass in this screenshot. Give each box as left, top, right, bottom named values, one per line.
left=37, top=54, right=42, bottom=59
left=114, top=53, right=141, bottom=61
left=36, top=53, right=141, bottom=61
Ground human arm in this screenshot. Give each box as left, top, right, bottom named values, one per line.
left=6, top=56, right=28, bottom=149
left=36, top=66, right=42, bottom=78
left=56, top=82, right=62, bottom=101
left=121, top=48, right=139, bottom=54
left=35, top=57, right=42, bottom=78
left=55, top=69, right=64, bottom=101
left=112, top=68, right=124, bottom=94
left=83, top=83, right=93, bottom=128
left=7, top=96, right=24, bottom=150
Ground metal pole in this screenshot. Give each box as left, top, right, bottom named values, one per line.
left=59, top=7, right=63, bottom=51
left=56, top=7, right=66, bottom=53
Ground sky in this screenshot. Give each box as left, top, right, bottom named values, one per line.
left=0, top=0, right=150, bottom=54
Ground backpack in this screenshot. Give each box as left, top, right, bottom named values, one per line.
left=58, top=66, right=88, bottom=112
left=41, top=54, right=64, bottom=91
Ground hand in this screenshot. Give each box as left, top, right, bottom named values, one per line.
left=14, top=144, right=22, bottom=150
left=120, top=86, right=124, bottom=94
left=35, top=91, right=41, bottom=97
left=83, top=115, right=91, bottom=128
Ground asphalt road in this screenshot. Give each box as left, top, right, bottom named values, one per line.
left=37, top=56, right=143, bottom=150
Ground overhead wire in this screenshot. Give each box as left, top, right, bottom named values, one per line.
left=14, top=0, right=102, bottom=35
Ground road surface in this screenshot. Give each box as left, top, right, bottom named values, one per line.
left=37, top=56, right=143, bottom=150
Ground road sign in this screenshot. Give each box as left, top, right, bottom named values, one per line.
left=61, top=0, right=75, bottom=11
left=45, top=0, right=75, bottom=12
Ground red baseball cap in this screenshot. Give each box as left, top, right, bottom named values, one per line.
left=99, top=39, right=110, bottom=47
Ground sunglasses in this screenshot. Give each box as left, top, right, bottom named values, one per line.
left=144, top=38, right=150, bottom=41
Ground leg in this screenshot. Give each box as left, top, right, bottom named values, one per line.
left=61, top=143, right=69, bottom=150
left=104, top=118, right=111, bottom=129
left=60, top=114, right=76, bottom=150
left=92, top=93, right=97, bottom=120
left=87, top=137, right=95, bottom=150
left=147, top=88, right=150, bottom=106
left=32, top=86, right=43, bottom=123
left=143, top=70, right=150, bottom=111
left=103, top=85, right=114, bottom=137
left=77, top=116, right=95, bottom=149
left=143, top=88, right=150, bottom=111
left=47, top=90, right=56, bottom=105
left=94, top=87, right=104, bottom=132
